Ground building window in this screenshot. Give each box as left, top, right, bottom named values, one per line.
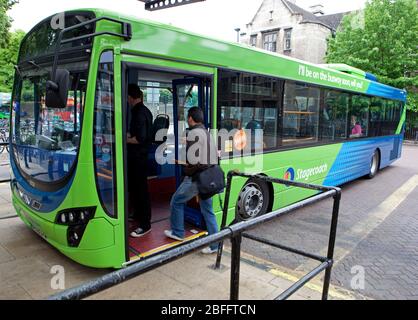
left=263, top=32, right=277, bottom=52
left=284, top=28, right=292, bottom=51
left=250, top=35, right=257, bottom=47
left=217, top=70, right=283, bottom=156
left=283, top=82, right=320, bottom=146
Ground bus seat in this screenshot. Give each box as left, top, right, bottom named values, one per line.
left=152, top=114, right=170, bottom=144
left=245, top=120, right=263, bottom=131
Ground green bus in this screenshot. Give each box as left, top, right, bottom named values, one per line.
left=10, top=9, right=406, bottom=268
left=0, top=92, right=11, bottom=119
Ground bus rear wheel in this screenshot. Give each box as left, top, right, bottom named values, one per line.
left=236, top=178, right=270, bottom=221
left=368, top=150, right=380, bottom=179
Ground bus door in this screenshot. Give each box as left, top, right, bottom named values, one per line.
left=173, top=77, right=211, bottom=228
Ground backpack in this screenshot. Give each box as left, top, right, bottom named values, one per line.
left=196, top=165, right=226, bottom=200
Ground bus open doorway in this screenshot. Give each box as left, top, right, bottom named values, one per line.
left=123, top=66, right=213, bottom=263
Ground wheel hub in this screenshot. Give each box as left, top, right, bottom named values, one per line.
left=237, top=184, right=264, bottom=220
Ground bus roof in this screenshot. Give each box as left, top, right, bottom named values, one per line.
left=59, top=8, right=408, bottom=102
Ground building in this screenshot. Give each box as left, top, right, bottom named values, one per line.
left=240, top=0, right=351, bottom=64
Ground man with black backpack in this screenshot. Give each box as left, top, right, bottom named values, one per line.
left=164, top=107, right=222, bottom=254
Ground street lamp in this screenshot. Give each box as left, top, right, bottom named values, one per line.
left=234, top=28, right=241, bottom=43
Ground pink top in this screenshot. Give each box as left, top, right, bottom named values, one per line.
left=352, top=124, right=362, bottom=136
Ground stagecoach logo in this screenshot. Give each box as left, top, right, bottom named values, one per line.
left=284, top=164, right=328, bottom=182
left=297, top=164, right=328, bottom=181
left=284, top=168, right=295, bottom=182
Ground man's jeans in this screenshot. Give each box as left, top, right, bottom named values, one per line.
left=170, top=177, right=219, bottom=250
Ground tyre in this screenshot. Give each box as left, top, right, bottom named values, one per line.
left=236, top=178, right=270, bottom=221
left=367, top=150, right=380, bottom=179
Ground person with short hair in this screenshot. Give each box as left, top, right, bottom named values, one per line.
left=164, top=107, right=220, bottom=254
left=127, top=84, right=154, bottom=238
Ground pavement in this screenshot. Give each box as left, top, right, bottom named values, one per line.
left=0, top=212, right=364, bottom=300
left=0, top=182, right=362, bottom=300
left=0, top=144, right=417, bottom=300
left=241, top=144, right=418, bottom=300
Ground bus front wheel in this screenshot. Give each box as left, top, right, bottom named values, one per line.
left=236, top=178, right=270, bottom=221
left=368, top=150, right=380, bottom=179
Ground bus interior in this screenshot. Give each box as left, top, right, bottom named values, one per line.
left=125, top=67, right=213, bottom=262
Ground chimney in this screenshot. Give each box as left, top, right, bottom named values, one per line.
left=310, top=4, right=324, bottom=16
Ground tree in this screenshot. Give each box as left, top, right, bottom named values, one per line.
left=0, top=0, right=18, bottom=48
left=0, top=29, right=25, bottom=92
left=326, top=0, right=418, bottom=112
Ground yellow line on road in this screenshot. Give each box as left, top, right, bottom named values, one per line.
left=268, top=268, right=359, bottom=300
left=296, top=174, right=418, bottom=272
left=232, top=249, right=371, bottom=300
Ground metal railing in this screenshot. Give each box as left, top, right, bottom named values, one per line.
left=0, top=142, right=11, bottom=184
left=49, top=170, right=341, bottom=301
left=405, top=129, right=418, bottom=142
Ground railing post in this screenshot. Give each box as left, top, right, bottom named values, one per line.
left=230, top=233, right=242, bottom=301
left=215, top=171, right=235, bottom=269
left=322, top=189, right=341, bottom=300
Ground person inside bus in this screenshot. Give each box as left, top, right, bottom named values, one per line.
left=350, top=115, right=363, bottom=138
left=164, top=107, right=220, bottom=254
left=127, top=84, right=154, bottom=238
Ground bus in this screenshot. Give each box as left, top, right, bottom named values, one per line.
left=10, top=9, right=407, bottom=268
left=0, top=92, right=11, bottom=119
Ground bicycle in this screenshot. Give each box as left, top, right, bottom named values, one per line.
left=0, top=128, right=9, bottom=154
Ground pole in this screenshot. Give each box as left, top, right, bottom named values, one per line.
left=234, top=28, right=240, bottom=43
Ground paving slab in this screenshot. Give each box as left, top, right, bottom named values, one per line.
left=0, top=190, right=361, bottom=301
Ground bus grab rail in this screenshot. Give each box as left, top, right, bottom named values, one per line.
left=49, top=170, right=341, bottom=301
left=51, top=16, right=132, bottom=81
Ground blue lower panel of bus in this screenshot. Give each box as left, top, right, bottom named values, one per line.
left=324, top=135, right=403, bottom=187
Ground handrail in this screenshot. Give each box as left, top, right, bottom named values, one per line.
left=51, top=16, right=132, bottom=81
left=48, top=170, right=341, bottom=301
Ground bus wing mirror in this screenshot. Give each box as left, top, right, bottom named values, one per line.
left=46, top=69, right=70, bottom=108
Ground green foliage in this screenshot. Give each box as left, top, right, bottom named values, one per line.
left=406, top=92, right=418, bottom=112
left=326, top=0, right=418, bottom=112
left=0, top=0, right=18, bottom=48
left=0, top=29, right=25, bottom=92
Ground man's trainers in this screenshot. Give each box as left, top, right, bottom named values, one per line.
left=130, top=227, right=151, bottom=238
left=201, top=247, right=218, bottom=254
left=164, top=230, right=184, bottom=242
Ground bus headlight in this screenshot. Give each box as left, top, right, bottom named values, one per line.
left=55, top=207, right=97, bottom=248
left=67, top=225, right=86, bottom=248
left=56, top=207, right=96, bottom=226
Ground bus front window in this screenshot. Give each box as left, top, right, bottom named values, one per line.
left=12, top=63, right=87, bottom=185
